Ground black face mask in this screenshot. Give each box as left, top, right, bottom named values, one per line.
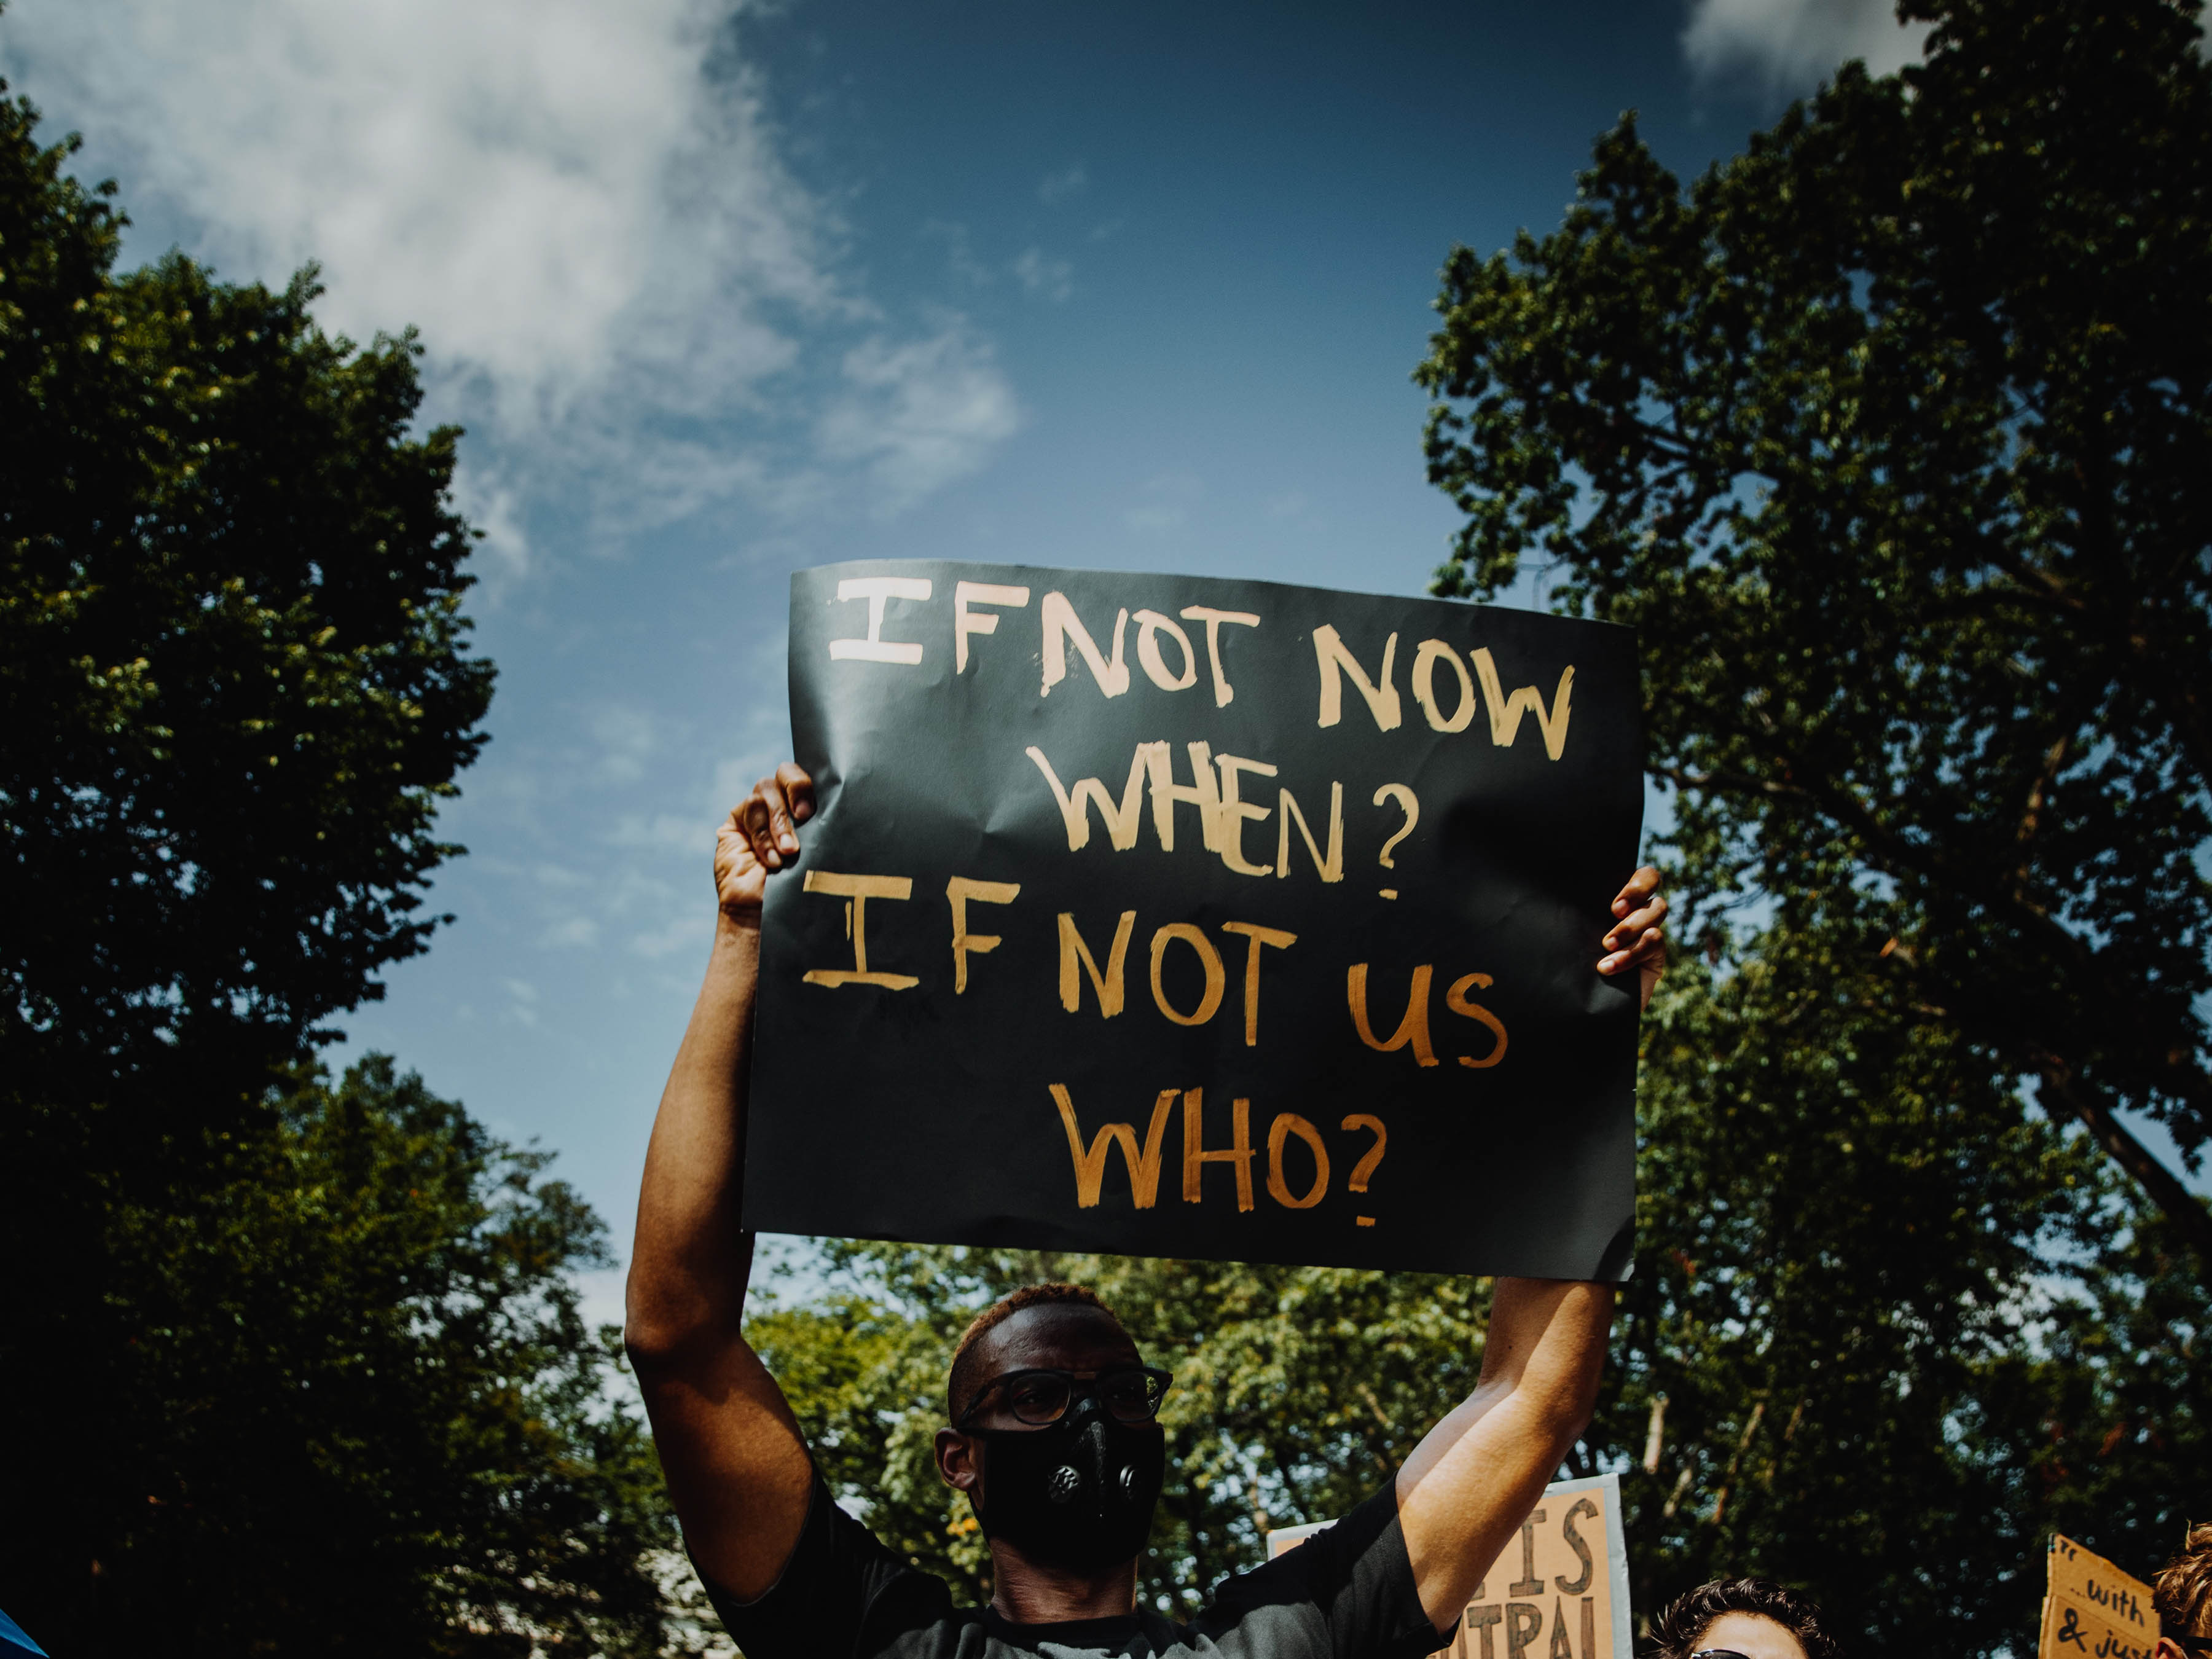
left=972, top=1394, right=1166, bottom=1573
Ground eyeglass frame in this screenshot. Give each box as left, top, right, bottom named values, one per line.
left=1689, top=1650, right=1754, bottom=1658
left=955, top=1365, right=1174, bottom=1430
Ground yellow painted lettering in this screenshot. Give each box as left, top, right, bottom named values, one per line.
left=1347, top=962, right=1437, bottom=1065
left=946, top=877, right=1019, bottom=994
left=954, top=581, right=1030, bottom=672
left=1412, top=638, right=1477, bottom=732
left=828, top=576, right=931, bottom=665
left=800, top=871, right=920, bottom=989
left=1149, top=923, right=1225, bottom=1025
left=1446, top=971, right=1510, bottom=1069
left=1026, top=744, right=1149, bottom=852
left=1212, top=753, right=1277, bottom=876
left=1180, top=1089, right=1254, bottom=1210
left=1276, top=782, right=1344, bottom=883
left=1059, top=910, right=1136, bottom=1016
left=1311, top=624, right=1402, bottom=731
left=1177, top=606, right=1260, bottom=707
left=1220, top=920, right=1296, bottom=1046
left=1051, top=1084, right=1177, bottom=1208
left=1265, top=1112, right=1330, bottom=1209
left=1133, top=609, right=1199, bottom=691
left=1470, top=648, right=1574, bottom=759
left=1144, top=740, right=1221, bottom=852
left=1041, top=590, right=1131, bottom=698
left=1341, top=1114, right=1387, bottom=1192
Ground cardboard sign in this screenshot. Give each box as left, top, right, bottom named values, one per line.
left=745, top=561, right=1643, bottom=1278
left=2041, top=1534, right=2155, bottom=1659
left=1268, top=1474, right=1632, bottom=1659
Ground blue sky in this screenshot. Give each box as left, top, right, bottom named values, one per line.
left=7, top=0, right=2076, bottom=1319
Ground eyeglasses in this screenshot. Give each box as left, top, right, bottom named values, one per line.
left=959, top=1366, right=1173, bottom=1429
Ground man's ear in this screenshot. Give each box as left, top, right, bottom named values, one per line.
left=935, top=1426, right=979, bottom=1492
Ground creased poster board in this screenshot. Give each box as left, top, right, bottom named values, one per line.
left=1268, top=1473, right=1631, bottom=1659
left=745, top=560, right=1642, bottom=1278
left=2040, top=1534, right=2155, bottom=1659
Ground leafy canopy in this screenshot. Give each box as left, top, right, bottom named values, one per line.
left=1414, top=0, right=2212, bottom=1255
left=0, top=80, right=495, bottom=1120
left=0, top=82, right=605, bottom=1658
left=22, top=1056, right=680, bottom=1656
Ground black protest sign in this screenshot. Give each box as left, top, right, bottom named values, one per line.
left=745, top=560, right=1643, bottom=1279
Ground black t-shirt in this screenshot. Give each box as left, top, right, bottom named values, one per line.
left=699, top=1477, right=1453, bottom=1659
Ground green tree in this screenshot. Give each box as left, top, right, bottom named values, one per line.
left=1413, top=0, right=2212, bottom=1259
left=1, top=84, right=493, bottom=1121
left=0, top=82, right=589, bottom=1655
left=1610, top=901, right=2206, bottom=1650
left=30, top=1056, right=679, bottom=1655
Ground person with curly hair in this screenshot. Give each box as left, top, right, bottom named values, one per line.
left=2157, top=1524, right=2212, bottom=1659
left=1643, top=1577, right=1842, bottom=1659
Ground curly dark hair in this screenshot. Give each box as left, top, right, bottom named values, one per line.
left=1645, top=1577, right=1843, bottom=1659
left=2157, top=1523, right=2212, bottom=1642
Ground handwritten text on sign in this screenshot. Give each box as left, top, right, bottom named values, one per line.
left=1268, top=1473, right=1633, bottom=1659
left=745, top=562, right=1644, bottom=1278
left=2041, top=1534, right=2155, bottom=1659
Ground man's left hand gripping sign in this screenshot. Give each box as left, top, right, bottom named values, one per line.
left=745, top=560, right=1647, bottom=1280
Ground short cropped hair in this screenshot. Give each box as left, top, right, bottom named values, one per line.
left=944, top=1282, right=1128, bottom=1424
left=1645, top=1577, right=1843, bottom=1659
left=2157, top=1523, right=2212, bottom=1642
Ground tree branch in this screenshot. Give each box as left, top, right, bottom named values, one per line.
left=2030, top=1049, right=2212, bottom=1273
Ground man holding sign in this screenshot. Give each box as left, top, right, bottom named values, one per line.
left=626, top=564, right=1666, bottom=1657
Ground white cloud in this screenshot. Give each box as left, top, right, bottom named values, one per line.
left=1, top=0, right=1018, bottom=559
left=589, top=704, right=661, bottom=786
left=610, top=812, right=715, bottom=853
left=502, top=976, right=541, bottom=1026
left=815, top=327, right=1021, bottom=515
left=1124, top=470, right=1201, bottom=534
left=1038, top=164, right=1087, bottom=205
left=632, top=911, right=710, bottom=959
left=1013, top=247, right=1074, bottom=303
left=1682, top=0, right=1929, bottom=90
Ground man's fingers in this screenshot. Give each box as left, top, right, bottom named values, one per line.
left=1598, top=926, right=1664, bottom=975
left=737, top=795, right=776, bottom=869
left=774, top=763, right=815, bottom=825
left=1603, top=891, right=1669, bottom=951
left=1609, top=865, right=1663, bottom=917
left=745, top=779, right=793, bottom=869
left=723, top=764, right=814, bottom=886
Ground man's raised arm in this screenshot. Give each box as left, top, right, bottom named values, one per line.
left=1394, top=867, right=1667, bottom=1635
left=624, top=765, right=818, bottom=1600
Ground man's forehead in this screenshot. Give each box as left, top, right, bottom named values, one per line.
left=976, top=1303, right=1140, bottom=1371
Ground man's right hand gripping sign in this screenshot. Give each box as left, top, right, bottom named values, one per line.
left=625, top=764, right=1668, bottom=1659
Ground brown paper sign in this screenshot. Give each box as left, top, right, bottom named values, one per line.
left=2041, top=1533, right=2155, bottom=1659
left=1269, top=1473, right=1630, bottom=1658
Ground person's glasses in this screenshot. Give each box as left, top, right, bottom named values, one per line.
left=960, top=1366, right=1172, bottom=1428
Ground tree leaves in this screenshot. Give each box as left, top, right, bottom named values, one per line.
left=9, top=1058, right=678, bottom=1655
left=1415, top=0, right=2212, bottom=1254
left=1, top=97, right=495, bottom=1131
